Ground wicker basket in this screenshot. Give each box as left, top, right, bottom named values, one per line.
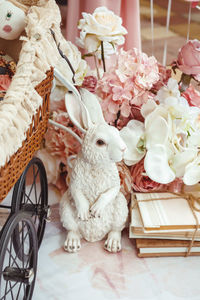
left=0, top=68, right=54, bottom=202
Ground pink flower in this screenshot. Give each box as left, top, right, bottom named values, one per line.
left=152, top=63, right=171, bottom=92
left=130, top=105, right=144, bottom=122
left=117, top=161, right=132, bottom=203
left=50, top=98, right=66, bottom=112
left=182, top=85, right=200, bottom=107
left=81, top=75, right=97, bottom=93
left=177, top=40, right=200, bottom=77
left=131, top=89, right=155, bottom=107
left=45, top=100, right=82, bottom=164
left=116, top=48, right=159, bottom=90
left=96, top=48, right=159, bottom=126
left=130, top=159, right=166, bottom=192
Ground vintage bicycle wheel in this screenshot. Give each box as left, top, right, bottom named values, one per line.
left=11, top=157, right=49, bottom=249
left=0, top=212, right=38, bottom=300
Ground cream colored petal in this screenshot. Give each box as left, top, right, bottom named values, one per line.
left=123, top=150, right=145, bottom=166
left=141, top=99, right=157, bottom=118
left=145, top=106, right=167, bottom=129
left=146, top=116, right=169, bottom=148
left=164, top=96, right=178, bottom=106
left=171, top=149, right=197, bottom=177
left=183, top=157, right=200, bottom=185
left=120, top=120, right=145, bottom=166
left=188, top=133, right=200, bottom=147
left=85, top=34, right=100, bottom=52
left=144, top=145, right=175, bottom=184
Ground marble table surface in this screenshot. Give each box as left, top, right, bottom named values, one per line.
left=32, top=186, right=200, bottom=300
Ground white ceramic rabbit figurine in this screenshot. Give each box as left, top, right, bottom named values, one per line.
left=54, top=69, right=128, bottom=253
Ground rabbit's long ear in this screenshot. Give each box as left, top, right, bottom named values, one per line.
left=79, top=88, right=105, bottom=125
left=65, top=92, right=92, bottom=133
left=54, top=69, right=92, bottom=133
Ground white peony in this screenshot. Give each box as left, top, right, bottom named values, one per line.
left=77, top=6, right=127, bottom=54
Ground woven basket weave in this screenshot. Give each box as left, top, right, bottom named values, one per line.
left=0, top=68, right=53, bottom=202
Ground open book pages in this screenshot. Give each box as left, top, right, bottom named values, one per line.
left=130, top=203, right=200, bottom=240
left=132, top=192, right=200, bottom=231
left=136, top=238, right=200, bottom=257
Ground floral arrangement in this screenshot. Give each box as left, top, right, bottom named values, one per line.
left=37, top=6, right=200, bottom=196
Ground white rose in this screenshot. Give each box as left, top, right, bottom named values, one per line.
left=78, top=6, right=127, bottom=53
left=56, top=40, right=87, bottom=86
left=36, top=149, right=60, bottom=185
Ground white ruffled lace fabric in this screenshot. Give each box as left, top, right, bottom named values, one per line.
left=0, top=0, right=77, bottom=167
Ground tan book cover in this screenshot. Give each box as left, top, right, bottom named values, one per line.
left=136, top=238, right=200, bottom=257
left=130, top=201, right=200, bottom=240
left=133, top=192, right=200, bottom=231
left=137, top=252, right=200, bottom=258
left=129, top=227, right=200, bottom=241
left=136, top=238, right=200, bottom=248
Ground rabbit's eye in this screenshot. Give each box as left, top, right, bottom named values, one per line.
left=96, top=139, right=106, bottom=146
left=6, top=11, right=12, bottom=20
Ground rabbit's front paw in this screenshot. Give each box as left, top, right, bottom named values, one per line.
left=104, top=231, right=121, bottom=253
left=77, top=201, right=90, bottom=221
left=90, top=200, right=106, bottom=218
left=64, top=231, right=81, bottom=253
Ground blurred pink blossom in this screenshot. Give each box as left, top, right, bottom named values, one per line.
left=152, top=63, right=171, bottom=92
left=117, top=161, right=132, bottom=203
left=167, top=178, right=183, bottom=194
left=45, top=100, right=82, bottom=164
left=81, top=75, right=97, bottom=93
left=182, top=85, right=200, bottom=107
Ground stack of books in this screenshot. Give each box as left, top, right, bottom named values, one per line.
left=129, top=192, right=200, bottom=257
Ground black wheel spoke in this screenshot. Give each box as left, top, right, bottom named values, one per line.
left=6, top=249, right=20, bottom=270
left=24, top=193, right=35, bottom=206
left=27, top=168, right=39, bottom=202
left=3, top=280, right=9, bottom=300
left=0, top=282, right=18, bottom=300
left=16, top=282, right=23, bottom=299
left=33, top=165, right=38, bottom=205
left=9, top=281, right=14, bottom=300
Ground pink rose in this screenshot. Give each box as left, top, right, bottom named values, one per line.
left=182, top=85, right=200, bottom=107
left=177, top=40, right=200, bottom=76
left=130, top=159, right=166, bottom=193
